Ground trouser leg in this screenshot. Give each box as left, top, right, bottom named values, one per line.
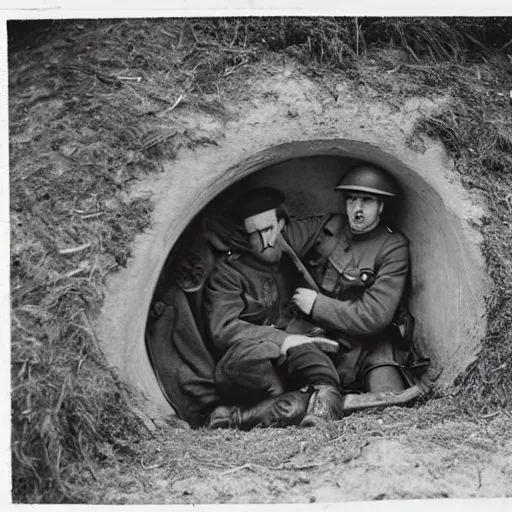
left=285, top=343, right=341, bottom=389
left=334, top=327, right=409, bottom=392
left=211, top=341, right=344, bottom=430
left=333, top=340, right=365, bottom=391
left=361, top=328, right=407, bottom=392
left=283, top=339, right=344, bottom=427
left=211, top=340, right=311, bottom=431
left=215, top=341, right=287, bottom=406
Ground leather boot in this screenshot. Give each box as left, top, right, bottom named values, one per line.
left=207, top=405, right=243, bottom=430
left=299, top=384, right=345, bottom=428
left=207, top=390, right=310, bottom=431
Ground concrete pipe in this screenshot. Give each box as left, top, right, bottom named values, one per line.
left=95, top=79, right=490, bottom=420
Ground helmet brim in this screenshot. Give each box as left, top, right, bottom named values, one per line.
left=335, top=184, right=396, bottom=197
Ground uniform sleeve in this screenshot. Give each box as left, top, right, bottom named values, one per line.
left=284, top=216, right=328, bottom=255
left=203, top=262, right=287, bottom=357
left=311, top=235, right=409, bottom=335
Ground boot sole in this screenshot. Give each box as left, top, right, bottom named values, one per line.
left=343, top=384, right=423, bottom=412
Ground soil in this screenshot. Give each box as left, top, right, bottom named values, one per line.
left=87, top=400, right=512, bottom=503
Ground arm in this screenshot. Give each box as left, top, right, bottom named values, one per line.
left=204, top=261, right=339, bottom=359
left=310, top=236, right=409, bottom=335
left=203, top=261, right=287, bottom=358
left=283, top=215, right=331, bottom=256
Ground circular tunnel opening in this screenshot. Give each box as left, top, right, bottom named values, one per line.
left=144, top=149, right=488, bottom=420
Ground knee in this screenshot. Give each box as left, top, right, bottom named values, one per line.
left=215, top=353, right=250, bottom=386
left=215, top=352, right=284, bottom=396
left=286, top=344, right=339, bottom=388
left=364, top=340, right=394, bottom=366
left=364, top=365, right=406, bottom=392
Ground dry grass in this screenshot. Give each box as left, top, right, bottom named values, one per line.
left=8, top=17, right=512, bottom=502
left=63, top=396, right=511, bottom=503
left=388, top=53, right=512, bottom=409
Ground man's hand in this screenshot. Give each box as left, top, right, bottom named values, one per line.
left=291, top=287, right=318, bottom=316
left=280, top=334, right=338, bottom=357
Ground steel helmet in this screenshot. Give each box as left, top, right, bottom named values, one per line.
left=335, top=165, right=398, bottom=197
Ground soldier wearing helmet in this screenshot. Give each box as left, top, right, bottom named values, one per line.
left=291, top=165, right=410, bottom=393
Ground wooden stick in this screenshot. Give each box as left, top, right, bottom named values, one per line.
left=220, top=463, right=257, bottom=476
left=116, top=76, right=142, bottom=82
left=157, top=95, right=184, bottom=117
left=58, top=243, right=91, bottom=255
left=80, top=212, right=104, bottom=219
left=277, top=233, right=320, bottom=292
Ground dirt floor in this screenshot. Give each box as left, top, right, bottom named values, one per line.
left=83, top=399, right=512, bottom=504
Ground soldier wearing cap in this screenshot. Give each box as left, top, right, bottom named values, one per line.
left=204, top=187, right=345, bottom=429
left=292, top=165, right=409, bottom=393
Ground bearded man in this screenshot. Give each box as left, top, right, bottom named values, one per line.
left=203, top=187, right=345, bottom=429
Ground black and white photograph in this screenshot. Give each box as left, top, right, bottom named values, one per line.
left=4, top=4, right=512, bottom=506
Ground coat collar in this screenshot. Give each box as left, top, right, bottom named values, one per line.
left=237, top=252, right=281, bottom=273
left=345, top=221, right=386, bottom=242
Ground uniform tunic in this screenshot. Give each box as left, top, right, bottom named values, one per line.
left=309, top=216, right=409, bottom=337
left=204, top=217, right=325, bottom=356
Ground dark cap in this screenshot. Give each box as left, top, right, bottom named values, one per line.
left=230, top=187, right=285, bottom=221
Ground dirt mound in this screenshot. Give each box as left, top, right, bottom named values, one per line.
left=82, top=401, right=512, bottom=503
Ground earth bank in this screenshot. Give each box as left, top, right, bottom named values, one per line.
left=86, top=401, right=512, bottom=503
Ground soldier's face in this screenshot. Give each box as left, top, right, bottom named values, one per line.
left=244, top=208, right=285, bottom=263
left=346, top=192, right=383, bottom=233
